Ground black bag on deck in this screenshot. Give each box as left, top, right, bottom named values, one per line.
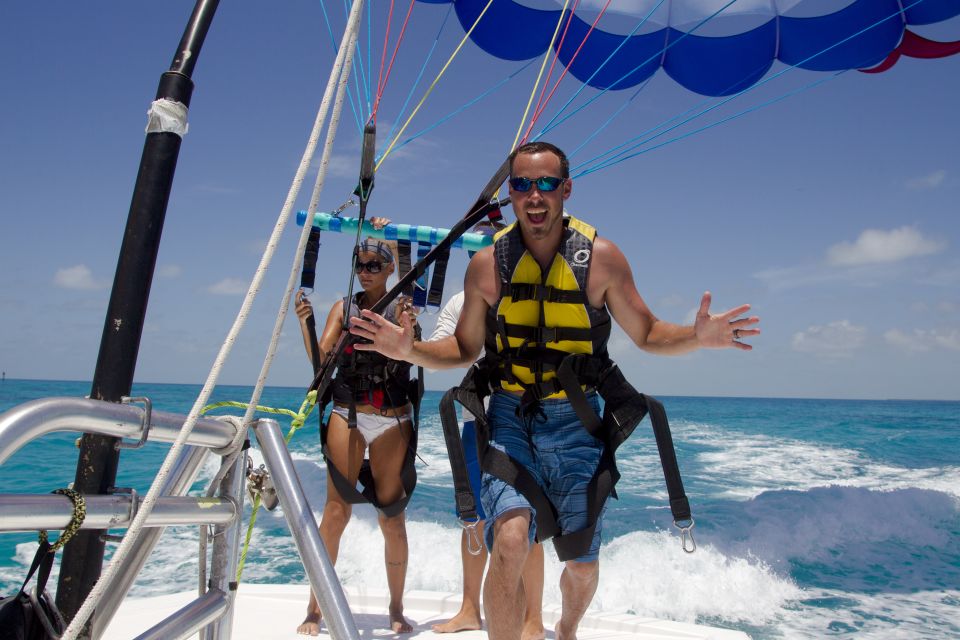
left=0, top=540, right=67, bottom=640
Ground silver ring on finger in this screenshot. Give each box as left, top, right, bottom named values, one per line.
left=733, top=329, right=741, bottom=340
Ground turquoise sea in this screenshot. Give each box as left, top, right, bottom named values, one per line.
left=1, top=379, right=958, bottom=638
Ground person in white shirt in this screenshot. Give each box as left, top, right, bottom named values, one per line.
left=428, top=291, right=545, bottom=639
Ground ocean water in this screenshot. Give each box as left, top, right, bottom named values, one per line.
left=1, top=379, right=958, bottom=638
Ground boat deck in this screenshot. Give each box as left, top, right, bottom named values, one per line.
left=103, top=584, right=748, bottom=639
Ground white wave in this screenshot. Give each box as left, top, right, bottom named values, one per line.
left=776, top=588, right=960, bottom=639
left=704, top=486, right=959, bottom=572
left=625, top=419, right=960, bottom=501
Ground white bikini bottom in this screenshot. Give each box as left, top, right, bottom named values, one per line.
left=330, top=405, right=410, bottom=444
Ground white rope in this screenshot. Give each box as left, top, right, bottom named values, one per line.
left=59, top=2, right=368, bottom=637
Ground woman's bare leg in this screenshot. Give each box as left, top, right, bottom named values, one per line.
left=298, top=414, right=365, bottom=635
left=369, top=419, right=414, bottom=633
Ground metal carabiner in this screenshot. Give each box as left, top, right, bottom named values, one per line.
left=461, top=519, right=484, bottom=557
left=674, top=518, right=696, bottom=554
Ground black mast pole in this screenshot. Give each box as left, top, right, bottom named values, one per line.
left=56, top=0, right=221, bottom=630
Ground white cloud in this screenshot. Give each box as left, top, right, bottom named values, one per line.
left=157, top=264, right=182, bottom=279
left=906, top=169, right=946, bottom=190
left=883, top=329, right=931, bottom=354
left=885, top=328, right=960, bottom=353
left=54, top=264, right=105, bottom=290
left=826, top=227, right=946, bottom=267
left=935, top=330, right=960, bottom=351
left=208, top=278, right=249, bottom=295
left=883, top=329, right=960, bottom=353
left=792, top=320, right=866, bottom=357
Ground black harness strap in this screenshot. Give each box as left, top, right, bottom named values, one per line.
left=322, top=427, right=418, bottom=519
left=397, top=240, right=414, bottom=297
left=437, top=358, right=694, bottom=561
left=427, top=246, right=451, bottom=309
left=299, top=227, right=324, bottom=374
left=438, top=387, right=480, bottom=522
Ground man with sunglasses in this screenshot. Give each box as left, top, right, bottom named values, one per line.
left=350, top=141, right=760, bottom=640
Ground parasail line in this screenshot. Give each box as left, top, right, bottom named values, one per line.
left=536, top=0, right=725, bottom=139
left=376, top=0, right=499, bottom=170
left=372, top=0, right=398, bottom=124
left=568, top=77, right=651, bottom=159
left=511, top=0, right=577, bottom=150
left=575, top=71, right=843, bottom=177
left=372, top=0, right=417, bottom=122
left=318, top=0, right=364, bottom=133
left=379, top=2, right=455, bottom=162
left=523, top=0, right=614, bottom=145
left=574, top=0, right=924, bottom=175
left=390, top=60, right=535, bottom=157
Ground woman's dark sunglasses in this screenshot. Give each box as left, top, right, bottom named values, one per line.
left=354, top=260, right=385, bottom=274
left=508, top=176, right=565, bottom=193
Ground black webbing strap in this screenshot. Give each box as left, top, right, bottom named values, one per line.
left=557, top=355, right=602, bottom=435
left=508, top=283, right=586, bottom=304
left=323, top=435, right=417, bottom=518
left=642, top=393, right=692, bottom=523
left=480, top=441, right=562, bottom=542
left=300, top=227, right=324, bottom=374
left=502, top=323, right=594, bottom=344
left=397, top=240, right=413, bottom=297
left=300, top=227, right=321, bottom=291
left=438, top=387, right=480, bottom=522
left=427, top=246, right=451, bottom=309
left=412, top=243, right=430, bottom=308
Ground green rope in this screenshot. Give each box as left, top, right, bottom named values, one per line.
left=40, top=488, right=86, bottom=551
left=203, top=391, right=321, bottom=582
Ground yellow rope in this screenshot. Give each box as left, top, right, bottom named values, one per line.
left=206, top=390, right=320, bottom=582
left=510, top=0, right=574, bottom=151
left=376, top=0, right=498, bottom=169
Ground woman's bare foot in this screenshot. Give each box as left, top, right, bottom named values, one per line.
left=389, top=604, right=414, bottom=633
left=431, top=607, right=482, bottom=633
left=297, top=611, right=322, bottom=636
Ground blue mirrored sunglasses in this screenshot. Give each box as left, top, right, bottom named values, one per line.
left=354, top=260, right=385, bottom=274
left=508, top=176, right=565, bottom=193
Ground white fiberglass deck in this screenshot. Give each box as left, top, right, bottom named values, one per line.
left=103, top=584, right=748, bottom=639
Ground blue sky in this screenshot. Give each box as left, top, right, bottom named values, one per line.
left=1, top=2, right=957, bottom=400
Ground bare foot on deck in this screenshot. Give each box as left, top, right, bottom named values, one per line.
left=431, top=608, right=482, bottom=633
left=390, top=605, right=414, bottom=633
left=297, top=611, right=322, bottom=636
left=555, top=620, right=579, bottom=640
left=522, top=621, right=546, bottom=640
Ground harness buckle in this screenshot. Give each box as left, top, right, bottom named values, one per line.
left=538, top=327, right=559, bottom=344
left=673, top=518, right=696, bottom=554
left=460, top=519, right=484, bottom=557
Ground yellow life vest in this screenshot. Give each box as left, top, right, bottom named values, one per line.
left=484, top=214, right=612, bottom=399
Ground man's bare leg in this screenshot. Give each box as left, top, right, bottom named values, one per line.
left=483, top=510, right=531, bottom=640
left=555, top=560, right=599, bottom=640
left=433, top=521, right=487, bottom=633
left=521, top=542, right=545, bottom=640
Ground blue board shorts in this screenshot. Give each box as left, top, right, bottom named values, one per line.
left=480, top=391, right=605, bottom=563
left=459, top=419, right=487, bottom=521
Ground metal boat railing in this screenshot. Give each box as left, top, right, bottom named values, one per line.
left=0, top=396, right=360, bottom=640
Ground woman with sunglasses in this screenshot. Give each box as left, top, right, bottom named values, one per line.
left=294, top=233, right=418, bottom=635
